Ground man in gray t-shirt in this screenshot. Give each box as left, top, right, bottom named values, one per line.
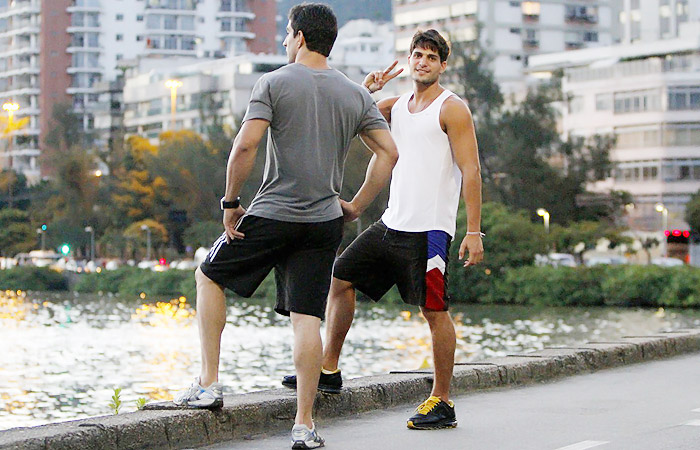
left=244, top=62, right=387, bottom=222
left=173, top=3, right=398, bottom=449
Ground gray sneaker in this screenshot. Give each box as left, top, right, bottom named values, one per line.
left=173, top=378, right=223, bottom=409
left=291, top=424, right=325, bottom=449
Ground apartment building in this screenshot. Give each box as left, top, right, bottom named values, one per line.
left=617, top=0, right=700, bottom=43
left=0, top=0, right=276, bottom=182
left=529, top=30, right=700, bottom=231
left=328, top=19, right=394, bottom=85
left=392, top=0, right=613, bottom=95
left=121, top=53, right=286, bottom=140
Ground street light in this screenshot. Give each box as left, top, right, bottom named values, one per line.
left=655, top=203, right=668, bottom=257
left=537, top=208, right=550, bottom=233
left=140, top=224, right=152, bottom=260
left=164, top=79, right=182, bottom=131
left=36, top=227, right=46, bottom=251
left=84, top=226, right=95, bottom=261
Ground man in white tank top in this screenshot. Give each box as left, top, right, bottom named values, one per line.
left=282, top=29, right=483, bottom=430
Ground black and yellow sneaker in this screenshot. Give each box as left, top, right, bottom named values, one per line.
left=281, top=369, right=342, bottom=394
left=407, top=396, right=457, bottom=430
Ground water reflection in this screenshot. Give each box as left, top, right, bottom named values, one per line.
left=1, top=292, right=699, bottom=430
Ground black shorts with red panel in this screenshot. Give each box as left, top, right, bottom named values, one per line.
left=333, top=220, right=451, bottom=311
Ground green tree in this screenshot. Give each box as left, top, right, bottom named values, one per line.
left=686, top=189, right=700, bottom=233
left=124, top=219, right=168, bottom=259
left=448, top=202, right=548, bottom=302
left=447, top=42, right=617, bottom=224
left=0, top=208, right=35, bottom=256
left=551, top=221, right=607, bottom=263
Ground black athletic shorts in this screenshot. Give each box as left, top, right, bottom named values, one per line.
left=200, top=215, right=344, bottom=319
left=333, top=220, right=451, bottom=311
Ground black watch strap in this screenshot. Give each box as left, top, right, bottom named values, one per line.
left=220, top=196, right=241, bottom=210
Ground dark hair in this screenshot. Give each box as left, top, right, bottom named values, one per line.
left=410, top=29, right=450, bottom=63
left=288, top=3, right=338, bottom=57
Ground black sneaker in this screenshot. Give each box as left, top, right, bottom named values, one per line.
left=281, top=370, right=342, bottom=394
left=407, top=396, right=457, bottom=430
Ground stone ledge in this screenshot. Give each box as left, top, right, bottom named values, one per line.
left=2, top=329, right=699, bottom=449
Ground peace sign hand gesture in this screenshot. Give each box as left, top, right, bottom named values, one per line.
left=364, top=61, right=403, bottom=94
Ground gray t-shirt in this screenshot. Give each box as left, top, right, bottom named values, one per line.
left=242, top=63, right=388, bottom=223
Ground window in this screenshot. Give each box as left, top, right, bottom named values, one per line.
left=164, top=35, right=177, bottom=49
left=164, top=15, right=177, bottom=30
left=147, top=14, right=161, bottom=29
left=116, top=34, right=123, bottom=41
left=137, top=15, right=144, bottom=21
left=583, top=32, right=598, bottom=42
left=667, top=86, right=700, bottom=111
left=595, top=93, right=611, bottom=111
left=613, top=90, right=660, bottom=114
left=116, top=14, right=124, bottom=21
left=181, top=16, right=194, bottom=30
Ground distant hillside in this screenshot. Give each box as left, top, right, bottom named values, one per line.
left=277, top=0, right=392, bottom=27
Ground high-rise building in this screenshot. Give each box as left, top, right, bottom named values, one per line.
left=328, top=19, right=395, bottom=85
left=392, top=0, right=614, bottom=94
left=529, top=33, right=700, bottom=231
left=0, top=0, right=276, bottom=182
left=617, top=0, right=700, bottom=43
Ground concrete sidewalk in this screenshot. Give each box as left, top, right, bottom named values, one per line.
left=2, top=330, right=700, bottom=449
left=209, top=352, right=700, bottom=450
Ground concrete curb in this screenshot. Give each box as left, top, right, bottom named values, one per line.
left=2, top=329, right=700, bottom=449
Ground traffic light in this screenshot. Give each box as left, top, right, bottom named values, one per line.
left=60, top=244, right=71, bottom=255
left=41, top=224, right=47, bottom=231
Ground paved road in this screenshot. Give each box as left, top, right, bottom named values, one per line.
left=205, top=353, right=700, bottom=450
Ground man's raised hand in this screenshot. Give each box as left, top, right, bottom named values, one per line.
left=364, top=60, right=403, bottom=93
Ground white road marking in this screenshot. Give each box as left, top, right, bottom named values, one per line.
left=692, top=408, right=700, bottom=413
left=683, top=419, right=700, bottom=426
left=555, top=441, right=609, bottom=450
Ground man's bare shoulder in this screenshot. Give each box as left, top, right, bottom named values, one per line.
left=441, top=95, right=473, bottom=120
left=377, top=96, right=401, bottom=110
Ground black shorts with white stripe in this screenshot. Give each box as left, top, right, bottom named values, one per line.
left=199, top=214, right=343, bottom=319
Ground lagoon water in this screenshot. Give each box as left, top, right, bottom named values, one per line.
left=2, top=290, right=700, bottom=430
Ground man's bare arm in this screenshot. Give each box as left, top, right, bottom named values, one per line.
left=375, top=97, right=400, bottom=123
left=342, top=128, right=399, bottom=221
left=441, top=97, right=484, bottom=266
left=222, top=119, right=269, bottom=241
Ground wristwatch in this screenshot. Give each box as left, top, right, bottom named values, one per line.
left=220, top=196, right=241, bottom=210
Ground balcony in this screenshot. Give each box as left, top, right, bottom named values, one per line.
left=145, top=0, right=197, bottom=13
left=1, top=85, right=40, bottom=97
left=0, top=65, right=40, bottom=77
left=0, top=2, right=40, bottom=20
left=67, top=66, right=104, bottom=74
left=67, top=0, right=100, bottom=13
left=523, top=39, right=539, bottom=49
left=67, top=24, right=102, bottom=33
left=0, top=24, right=40, bottom=38
left=216, top=10, right=254, bottom=19
left=565, top=41, right=585, bottom=50
left=67, top=46, right=102, bottom=53
left=216, top=30, right=254, bottom=39
left=0, top=45, right=39, bottom=58
left=565, top=14, right=598, bottom=25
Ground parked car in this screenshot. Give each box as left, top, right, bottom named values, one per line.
left=535, top=253, right=577, bottom=268
left=650, top=257, right=684, bottom=267
left=585, top=256, right=629, bottom=266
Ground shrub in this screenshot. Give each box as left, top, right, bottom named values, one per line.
left=0, top=267, right=69, bottom=291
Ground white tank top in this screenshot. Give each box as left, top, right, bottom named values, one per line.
left=381, top=89, right=462, bottom=237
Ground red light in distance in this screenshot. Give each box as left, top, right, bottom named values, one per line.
left=672, top=229, right=682, bottom=236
